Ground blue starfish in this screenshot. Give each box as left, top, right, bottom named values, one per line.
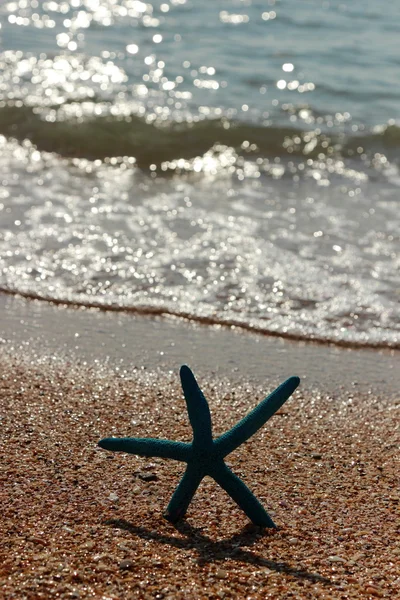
left=98, top=366, right=300, bottom=527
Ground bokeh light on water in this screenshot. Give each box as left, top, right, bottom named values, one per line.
left=0, top=1, right=399, bottom=346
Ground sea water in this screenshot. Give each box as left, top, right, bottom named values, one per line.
left=0, top=0, right=399, bottom=347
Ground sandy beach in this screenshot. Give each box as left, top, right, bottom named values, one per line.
left=1, top=1, right=400, bottom=597
left=1, top=309, right=399, bottom=599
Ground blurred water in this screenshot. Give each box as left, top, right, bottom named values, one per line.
left=0, top=0, right=399, bottom=346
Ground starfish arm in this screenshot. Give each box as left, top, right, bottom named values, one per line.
left=180, top=365, right=213, bottom=448
left=98, top=437, right=191, bottom=462
left=211, top=463, right=276, bottom=527
left=215, top=376, right=300, bottom=457
left=164, top=465, right=203, bottom=523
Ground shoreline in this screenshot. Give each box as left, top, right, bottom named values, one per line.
left=1, top=293, right=399, bottom=395
left=1, top=288, right=398, bottom=351
left=1, top=351, right=399, bottom=599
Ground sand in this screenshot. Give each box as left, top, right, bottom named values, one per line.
left=2, top=293, right=400, bottom=393
left=1, top=348, right=399, bottom=599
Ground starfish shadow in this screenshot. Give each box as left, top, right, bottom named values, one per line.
left=105, top=518, right=331, bottom=585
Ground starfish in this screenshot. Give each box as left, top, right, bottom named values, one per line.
left=98, top=366, right=300, bottom=527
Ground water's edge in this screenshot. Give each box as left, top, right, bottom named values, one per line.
left=1, top=293, right=398, bottom=394
left=1, top=288, right=398, bottom=351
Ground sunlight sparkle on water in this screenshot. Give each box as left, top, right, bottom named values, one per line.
left=0, top=0, right=399, bottom=347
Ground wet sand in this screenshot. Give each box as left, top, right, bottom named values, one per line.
left=1, top=343, right=399, bottom=599
left=1, top=293, right=400, bottom=393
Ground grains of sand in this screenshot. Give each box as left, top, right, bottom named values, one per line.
left=1, top=351, right=399, bottom=599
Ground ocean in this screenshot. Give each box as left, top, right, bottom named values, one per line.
left=0, top=0, right=399, bottom=347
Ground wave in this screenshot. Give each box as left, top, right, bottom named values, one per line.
left=1, top=287, right=398, bottom=350
left=0, top=104, right=399, bottom=168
